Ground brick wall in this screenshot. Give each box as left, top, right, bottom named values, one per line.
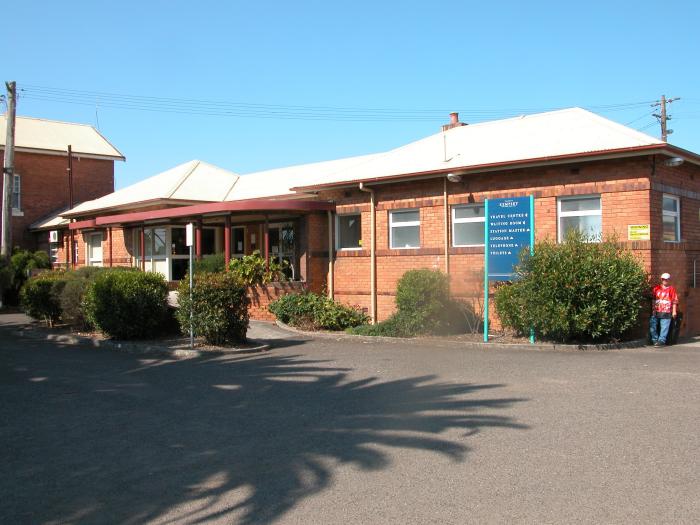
left=248, top=281, right=307, bottom=321
left=325, top=156, right=700, bottom=334
left=0, top=151, right=114, bottom=251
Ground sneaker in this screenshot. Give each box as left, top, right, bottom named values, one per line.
left=653, top=341, right=662, bottom=347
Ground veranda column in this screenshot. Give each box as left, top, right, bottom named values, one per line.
left=264, top=215, right=270, bottom=270
left=195, top=219, right=202, bottom=260
left=224, top=215, right=231, bottom=269
left=108, top=227, right=113, bottom=267
left=140, top=226, right=146, bottom=271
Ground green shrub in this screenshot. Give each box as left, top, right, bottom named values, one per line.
left=193, top=253, right=226, bottom=274
left=176, top=272, right=250, bottom=345
left=268, top=292, right=368, bottom=331
left=20, top=272, right=66, bottom=327
left=494, top=231, right=648, bottom=342
left=6, top=249, right=52, bottom=305
left=83, top=270, right=168, bottom=339
left=229, top=251, right=287, bottom=286
left=0, top=258, right=12, bottom=307
left=347, top=269, right=466, bottom=337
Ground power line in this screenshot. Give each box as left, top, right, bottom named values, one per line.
left=17, top=83, right=659, bottom=123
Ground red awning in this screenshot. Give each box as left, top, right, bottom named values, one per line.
left=69, top=199, right=334, bottom=230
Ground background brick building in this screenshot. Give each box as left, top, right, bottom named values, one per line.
left=0, top=115, right=124, bottom=261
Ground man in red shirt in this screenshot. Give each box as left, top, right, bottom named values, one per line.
left=650, top=272, right=679, bottom=346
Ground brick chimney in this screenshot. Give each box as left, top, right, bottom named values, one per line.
left=441, top=112, right=467, bottom=132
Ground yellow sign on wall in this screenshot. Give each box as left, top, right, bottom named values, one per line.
left=628, top=224, right=650, bottom=241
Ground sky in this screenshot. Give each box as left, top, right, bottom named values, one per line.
left=4, top=0, right=699, bottom=189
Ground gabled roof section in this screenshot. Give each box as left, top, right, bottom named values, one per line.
left=291, top=107, right=667, bottom=190
left=227, top=153, right=383, bottom=201
left=64, top=160, right=240, bottom=217
left=0, top=115, right=125, bottom=160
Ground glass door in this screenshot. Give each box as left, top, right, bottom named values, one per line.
left=268, top=223, right=296, bottom=280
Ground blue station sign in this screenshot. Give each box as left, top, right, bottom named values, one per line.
left=485, top=196, right=534, bottom=281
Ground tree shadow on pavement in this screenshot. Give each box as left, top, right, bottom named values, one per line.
left=1, top=342, right=527, bottom=524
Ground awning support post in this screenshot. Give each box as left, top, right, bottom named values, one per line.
left=224, top=216, right=231, bottom=270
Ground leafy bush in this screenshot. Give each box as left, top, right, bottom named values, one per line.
left=20, top=272, right=66, bottom=327
left=229, top=251, right=287, bottom=286
left=0, top=258, right=12, bottom=307
left=5, top=249, right=52, bottom=305
left=269, top=292, right=368, bottom=331
left=348, top=269, right=465, bottom=337
left=83, top=270, right=168, bottom=339
left=494, top=231, right=648, bottom=342
left=57, top=267, right=135, bottom=330
left=193, top=253, right=226, bottom=274
left=176, top=272, right=250, bottom=345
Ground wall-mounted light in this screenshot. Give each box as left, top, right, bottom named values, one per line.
left=664, top=157, right=685, bottom=167
left=446, top=173, right=462, bottom=183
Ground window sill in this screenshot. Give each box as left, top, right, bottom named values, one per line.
left=12, top=209, right=24, bottom=217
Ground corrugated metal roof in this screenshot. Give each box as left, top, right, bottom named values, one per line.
left=65, top=160, right=239, bottom=216
left=288, top=107, right=665, bottom=189
left=63, top=107, right=672, bottom=219
left=0, top=115, right=124, bottom=160
left=227, top=153, right=383, bottom=201
left=30, top=208, right=70, bottom=230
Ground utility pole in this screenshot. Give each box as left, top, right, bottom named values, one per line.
left=67, top=145, right=75, bottom=268
left=652, top=95, right=680, bottom=142
left=2, top=81, right=17, bottom=259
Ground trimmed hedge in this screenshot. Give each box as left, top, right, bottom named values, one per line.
left=268, top=292, right=368, bottom=331
left=176, top=272, right=250, bottom=345
left=83, top=270, right=169, bottom=339
left=494, top=231, right=648, bottom=342
left=20, top=272, right=66, bottom=327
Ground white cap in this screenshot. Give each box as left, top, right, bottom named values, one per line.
left=661, top=272, right=671, bottom=279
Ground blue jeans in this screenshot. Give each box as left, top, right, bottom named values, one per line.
left=650, top=316, right=671, bottom=344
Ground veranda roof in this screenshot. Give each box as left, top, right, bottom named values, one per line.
left=64, top=160, right=240, bottom=217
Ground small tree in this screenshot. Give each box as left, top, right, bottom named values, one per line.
left=494, top=231, right=648, bottom=342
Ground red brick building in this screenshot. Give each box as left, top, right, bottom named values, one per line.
left=61, top=109, right=700, bottom=334
left=0, top=116, right=124, bottom=260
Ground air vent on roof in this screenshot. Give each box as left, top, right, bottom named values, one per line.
left=441, top=112, right=467, bottom=132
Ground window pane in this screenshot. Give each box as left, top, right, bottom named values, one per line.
left=172, top=259, right=188, bottom=281
left=202, top=229, right=216, bottom=255
left=338, top=215, right=361, bottom=249
left=560, top=215, right=602, bottom=241
left=560, top=197, right=600, bottom=213
left=662, top=196, right=678, bottom=213
left=153, top=228, right=167, bottom=257
left=392, top=210, right=419, bottom=224
left=280, top=226, right=295, bottom=253
left=454, top=205, right=484, bottom=220
left=144, top=229, right=154, bottom=256
left=391, top=225, right=420, bottom=248
left=171, top=227, right=188, bottom=255
left=233, top=228, right=245, bottom=254
left=454, top=222, right=484, bottom=246
left=663, top=215, right=679, bottom=241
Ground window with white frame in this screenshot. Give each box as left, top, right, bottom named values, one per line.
left=558, top=195, right=602, bottom=242
left=390, top=209, right=420, bottom=249
left=87, top=232, right=103, bottom=266
left=452, top=204, right=485, bottom=247
left=336, top=214, right=361, bottom=250
left=49, top=243, right=59, bottom=264
left=11, top=174, right=20, bottom=210
left=662, top=194, right=680, bottom=242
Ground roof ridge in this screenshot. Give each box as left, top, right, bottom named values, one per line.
left=166, top=160, right=201, bottom=199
